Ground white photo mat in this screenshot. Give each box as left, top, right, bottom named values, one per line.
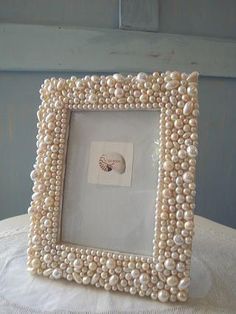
left=61, top=111, right=160, bottom=256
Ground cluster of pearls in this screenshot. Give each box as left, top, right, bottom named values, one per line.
left=27, top=70, right=199, bottom=303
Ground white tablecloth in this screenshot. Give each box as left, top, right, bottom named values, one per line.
left=0, top=214, right=235, bottom=314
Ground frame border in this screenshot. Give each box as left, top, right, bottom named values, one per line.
left=27, top=71, right=199, bottom=303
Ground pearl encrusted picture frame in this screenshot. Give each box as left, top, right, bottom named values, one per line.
left=27, top=71, right=199, bottom=303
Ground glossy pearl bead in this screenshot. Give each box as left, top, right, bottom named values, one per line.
left=52, top=268, right=62, bottom=280
left=89, top=262, right=97, bottom=271
left=166, top=275, right=178, bottom=287
left=163, top=160, right=174, bottom=171
left=106, top=258, right=116, bottom=269
left=164, top=258, right=176, bottom=270
left=139, top=273, right=150, bottom=284
left=187, top=145, right=198, bottom=157
left=178, top=277, right=190, bottom=290
left=109, top=274, right=119, bottom=286
left=183, top=172, right=194, bottom=183
left=158, top=290, right=169, bottom=302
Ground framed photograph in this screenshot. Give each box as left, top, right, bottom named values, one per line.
left=27, top=71, right=199, bottom=303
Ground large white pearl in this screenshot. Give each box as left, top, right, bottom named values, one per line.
left=184, top=210, right=194, bottom=220
left=45, top=196, right=53, bottom=206
left=163, top=160, right=174, bottom=171
left=183, top=101, right=193, bottom=115
left=82, top=276, right=91, bottom=285
left=67, top=252, right=75, bottom=262
left=162, top=188, right=171, bottom=199
left=52, top=268, right=62, bottom=279
left=178, top=149, right=187, bottom=159
left=165, top=80, right=179, bottom=90
left=173, top=234, right=184, bottom=245
left=31, top=258, right=40, bottom=269
left=91, top=273, right=100, bottom=285
left=187, top=145, right=198, bottom=157
left=139, top=273, right=150, bottom=284
left=89, top=262, right=97, bottom=271
left=43, top=254, right=52, bottom=263
left=88, top=94, right=98, bottom=103
left=109, top=274, right=119, bottom=286
left=72, top=272, right=82, bottom=284
left=106, top=258, right=116, bottom=269
left=176, top=194, right=185, bottom=204
left=177, top=291, right=188, bottom=302
left=136, top=72, right=147, bottom=82
left=187, top=71, right=199, bottom=82
left=158, top=290, right=169, bottom=302
left=45, top=112, right=55, bottom=123
left=113, top=73, right=124, bottom=82
left=187, top=86, right=198, bottom=97
left=183, top=172, right=194, bottom=183
left=131, top=269, right=140, bottom=278
left=178, top=277, right=190, bottom=290
left=43, top=268, right=53, bottom=277
left=114, top=88, right=124, bottom=98
left=57, top=79, right=65, bottom=90
left=164, top=258, right=176, bottom=270
left=185, top=221, right=194, bottom=230
left=73, top=259, right=83, bottom=269
left=174, top=119, right=183, bottom=129
left=166, top=275, right=178, bottom=287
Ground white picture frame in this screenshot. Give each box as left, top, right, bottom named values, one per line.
left=27, top=71, right=199, bottom=303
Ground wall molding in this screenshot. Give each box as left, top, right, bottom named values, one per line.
left=119, top=0, right=159, bottom=32
left=0, top=23, right=236, bottom=77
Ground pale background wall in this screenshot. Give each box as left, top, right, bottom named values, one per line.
left=0, top=0, right=236, bottom=228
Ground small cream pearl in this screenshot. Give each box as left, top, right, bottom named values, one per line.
left=174, top=119, right=183, bottom=129
left=185, top=221, right=194, bottom=230
left=163, top=160, right=174, bottom=171
left=177, top=291, right=188, bottom=302
left=130, top=287, right=137, bottom=295
left=45, top=197, right=53, bottom=206
left=178, top=149, right=187, bottom=159
left=162, top=188, right=171, bottom=199
left=31, top=258, right=40, bottom=269
left=88, top=94, right=98, bottom=103
left=184, top=210, right=194, bottom=220
left=89, top=262, right=97, bottom=271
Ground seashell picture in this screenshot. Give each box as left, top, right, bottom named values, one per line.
left=99, top=152, right=126, bottom=174
left=88, top=141, right=133, bottom=187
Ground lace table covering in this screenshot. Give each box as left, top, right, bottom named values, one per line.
left=0, top=214, right=235, bottom=314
